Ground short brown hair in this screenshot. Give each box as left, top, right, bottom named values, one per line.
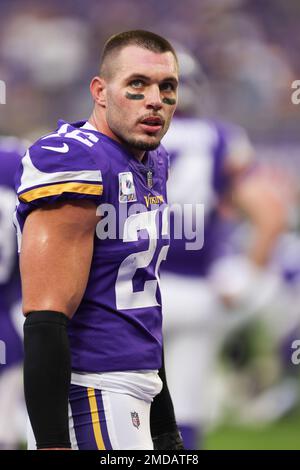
left=100, top=30, right=178, bottom=78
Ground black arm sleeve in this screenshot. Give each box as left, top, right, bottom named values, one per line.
left=150, top=350, right=177, bottom=436
left=23, top=311, right=71, bottom=449
left=150, top=350, right=184, bottom=449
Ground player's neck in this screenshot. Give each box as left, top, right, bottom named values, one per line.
left=88, top=114, right=145, bottom=162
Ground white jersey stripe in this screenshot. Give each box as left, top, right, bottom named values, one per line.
left=18, top=150, right=102, bottom=194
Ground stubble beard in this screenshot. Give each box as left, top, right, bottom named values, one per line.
left=123, top=136, right=161, bottom=151
left=110, top=121, right=162, bottom=152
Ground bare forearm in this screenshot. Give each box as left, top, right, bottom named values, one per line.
left=232, top=179, right=287, bottom=268
left=248, top=224, right=284, bottom=267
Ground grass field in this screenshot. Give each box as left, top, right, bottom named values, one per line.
left=204, top=412, right=300, bottom=450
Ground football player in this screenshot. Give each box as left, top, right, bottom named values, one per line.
left=0, top=137, right=26, bottom=449
left=16, top=30, right=183, bottom=450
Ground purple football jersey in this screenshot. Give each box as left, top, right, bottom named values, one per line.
left=0, top=137, right=25, bottom=370
left=15, top=120, right=170, bottom=372
left=161, top=117, right=254, bottom=276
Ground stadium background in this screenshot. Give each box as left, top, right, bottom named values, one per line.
left=1, top=0, right=300, bottom=449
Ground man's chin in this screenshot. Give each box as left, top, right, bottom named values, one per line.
left=127, top=136, right=161, bottom=151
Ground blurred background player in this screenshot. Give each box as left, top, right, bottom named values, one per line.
left=0, top=137, right=26, bottom=449
left=161, top=45, right=295, bottom=450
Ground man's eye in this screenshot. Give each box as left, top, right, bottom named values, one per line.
left=130, top=80, right=144, bottom=88
left=160, top=82, right=175, bottom=92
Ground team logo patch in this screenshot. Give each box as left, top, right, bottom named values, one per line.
left=144, top=194, right=164, bottom=208
left=119, top=172, right=137, bottom=203
left=131, top=411, right=140, bottom=429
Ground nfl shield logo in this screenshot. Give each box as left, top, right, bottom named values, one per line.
left=131, top=411, right=140, bottom=429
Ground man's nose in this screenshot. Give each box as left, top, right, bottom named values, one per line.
left=145, top=85, right=163, bottom=110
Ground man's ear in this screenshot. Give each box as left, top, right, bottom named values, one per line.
left=90, top=76, right=107, bottom=107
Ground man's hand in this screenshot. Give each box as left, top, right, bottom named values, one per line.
left=153, top=430, right=184, bottom=450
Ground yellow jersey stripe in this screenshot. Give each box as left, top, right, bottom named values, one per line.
left=19, top=182, right=103, bottom=203
left=87, top=387, right=106, bottom=450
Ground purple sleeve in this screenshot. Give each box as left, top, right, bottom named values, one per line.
left=15, top=135, right=104, bottom=221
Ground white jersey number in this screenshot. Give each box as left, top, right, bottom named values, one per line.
left=116, top=209, right=169, bottom=310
